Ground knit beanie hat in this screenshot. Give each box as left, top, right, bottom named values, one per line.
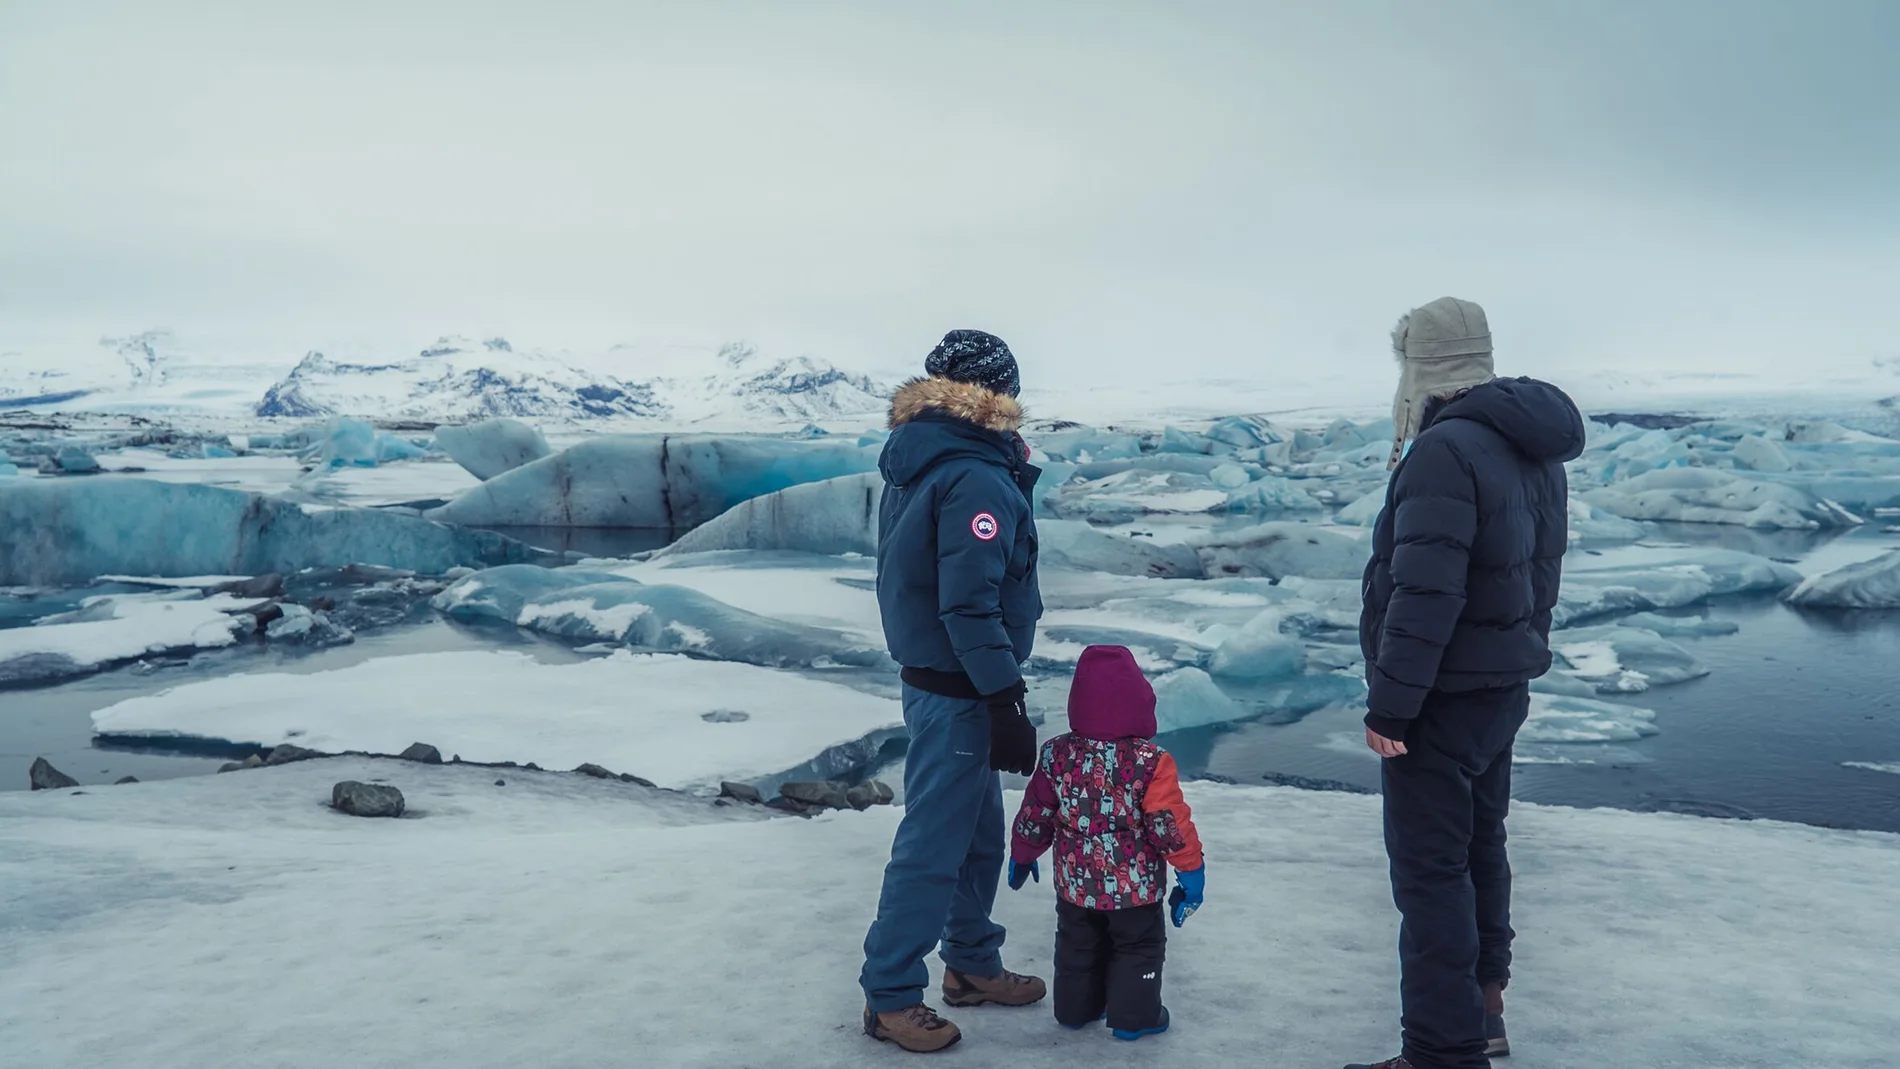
left=1388, top=297, right=1494, bottom=468
left=925, top=329, right=1020, bottom=399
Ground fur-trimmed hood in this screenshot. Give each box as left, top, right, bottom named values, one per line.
left=889, top=376, right=1024, bottom=433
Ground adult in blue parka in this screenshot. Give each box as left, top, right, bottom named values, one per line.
left=860, top=329, right=1046, bottom=1054
left=1349, top=298, right=1586, bottom=1069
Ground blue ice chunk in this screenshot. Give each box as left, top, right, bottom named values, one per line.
left=426, top=435, right=878, bottom=531
left=1072, top=455, right=1230, bottom=480
left=1207, top=609, right=1305, bottom=681
left=1159, top=427, right=1231, bottom=456
left=1205, top=416, right=1281, bottom=450
left=1024, top=428, right=1144, bottom=464
left=0, top=478, right=550, bottom=586
left=1335, top=489, right=1385, bottom=526
left=1209, top=463, right=1252, bottom=491
left=431, top=566, right=891, bottom=670
left=1554, top=550, right=1803, bottom=627
left=435, top=418, right=552, bottom=481
left=45, top=446, right=102, bottom=474
left=1152, top=668, right=1246, bottom=733
left=1224, top=475, right=1325, bottom=513
left=1784, top=548, right=1900, bottom=609
left=1580, top=468, right=1862, bottom=529
left=1549, top=626, right=1708, bottom=694
left=1192, top=522, right=1369, bottom=580
left=659, top=473, right=881, bottom=557
left=316, top=417, right=429, bottom=469
left=0, top=450, right=17, bottom=478
left=1035, top=519, right=1204, bottom=579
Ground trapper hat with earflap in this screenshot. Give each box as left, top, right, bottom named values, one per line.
left=1388, top=296, right=1495, bottom=468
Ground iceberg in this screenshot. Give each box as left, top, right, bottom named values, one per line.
left=1613, top=612, right=1740, bottom=637
left=1335, top=490, right=1384, bottom=526
left=0, top=478, right=549, bottom=586
left=434, top=418, right=553, bottom=481
left=1224, top=474, right=1326, bottom=513
left=1568, top=498, right=1650, bottom=542
left=1549, top=626, right=1709, bottom=693
left=1027, top=427, right=1145, bottom=464
left=1784, top=548, right=1900, bottom=609
left=40, top=445, right=103, bottom=475
left=1035, top=520, right=1204, bottom=579
left=1554, top=550, right=1803, bottom=627
left=1520, top=693, right=1660, bottom=744
left=659, top=473, right=881, bottom=558
left=1048, top=469, right=1232, bottom=521
left=1580, top=468, right=1862, bottom=529
left=432, top=565, right=891, bottom=670
left=1152, top=667, right=1247, bottom=733
left=1206, top=609, right=1306, bottom=681
left=318, top=417, right=430, bottom=469
left=1192, top=522, right=1368, bottom=580
left=0, top=591, right=260, bottom=684
left=1731, top=434, right=1794, bottom=473
left=426, top=435, right=877, bottom=531
left=1034, top=626, right=1209, bottom=672
left=0, top=451, right=17, bottom=477
left=89, top=649, right=902, bottom=789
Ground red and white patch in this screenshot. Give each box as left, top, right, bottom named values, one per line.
left=971, top=513, right=999, bottom=541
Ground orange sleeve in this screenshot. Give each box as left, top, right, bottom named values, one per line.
left=1141, top=752, right=1204, bottom=871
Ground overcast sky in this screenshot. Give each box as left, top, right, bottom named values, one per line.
left=2, top=0, right=1896, bottom=385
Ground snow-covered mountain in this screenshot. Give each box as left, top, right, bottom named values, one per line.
left=254, top=337, right=896, bottom=425
left=0, top=331, right=288, bottom=413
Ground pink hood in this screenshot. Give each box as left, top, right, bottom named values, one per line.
left=1067, top=645, right=1157, bottom=741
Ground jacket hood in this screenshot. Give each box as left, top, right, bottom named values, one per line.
left=880, top=376, right=1026, bottom=486
left=1068, top=645, right=1157, bottom=741
left=1429, top=376, right=1586, bottom=463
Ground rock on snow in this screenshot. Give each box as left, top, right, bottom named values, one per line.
left=0, top=764, right=1893, bottom=1068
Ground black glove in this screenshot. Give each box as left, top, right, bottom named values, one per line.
left=985, top=680, right=1038, bottom=776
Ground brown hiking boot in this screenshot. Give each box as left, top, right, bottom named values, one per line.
left=1483, top=981, right=1510, bottom=1057
left=941, top=967, right=1047, bottom=1008
left=863, top=1004, right=962, bottom=1053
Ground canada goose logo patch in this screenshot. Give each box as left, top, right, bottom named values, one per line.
left=971, top=513, right=998, bottom=541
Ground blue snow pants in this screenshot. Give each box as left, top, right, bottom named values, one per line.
left=860, top=685, right=1008, bottom=1012
left=1382, top=683, right=1529, bottom=1069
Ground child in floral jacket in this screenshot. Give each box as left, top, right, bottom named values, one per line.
left=1007, top=644, right=1205, bottom=1041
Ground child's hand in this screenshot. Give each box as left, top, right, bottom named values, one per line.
left=1169, top=866, right=1205, bottom=927
left=1007, top=859, right=1040, bottom=891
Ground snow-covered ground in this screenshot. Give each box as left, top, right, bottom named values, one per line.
left=1, top=762, right=1893, bottom=1069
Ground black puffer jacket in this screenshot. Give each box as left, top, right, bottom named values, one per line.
left=1360, top=377, right=1587, bottom=737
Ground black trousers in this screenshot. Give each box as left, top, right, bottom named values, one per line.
left=1381, top=684, right=1527, bottom=1069
left=1053, top=899, right=1167, bottom=1032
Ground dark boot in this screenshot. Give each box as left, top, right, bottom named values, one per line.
left=1483, top=981, right=1509, bottom=1058
left=1343, top=1058, right=1416, bottom=1069
left=864, top=1004, right=962, bottom=1053
left=941, top=967, right=1047, bottom=1008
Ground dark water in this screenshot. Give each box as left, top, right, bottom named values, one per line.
left=1165, top=527, right=1900, bottom=834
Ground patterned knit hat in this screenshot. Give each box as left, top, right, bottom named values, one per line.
left=925, top=329, right=1020, bottom=399
left=1388, top=297, right=1495, bottom=468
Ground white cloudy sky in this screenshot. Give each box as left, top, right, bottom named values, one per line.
left=2, top=0, right=1896, bottom=387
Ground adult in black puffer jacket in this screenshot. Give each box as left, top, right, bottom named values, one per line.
left=1349, top=298, right=1586, bottom=1069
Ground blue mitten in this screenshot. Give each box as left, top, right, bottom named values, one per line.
left=1007, top=859, right=1040, bottom=891
left=1169, top=866, right=1205, bottom=927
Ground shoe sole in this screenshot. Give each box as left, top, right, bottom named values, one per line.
left=941, top=990, right=1047, bottom=1008
left=1112, top=1025, right=1169, bottom=1042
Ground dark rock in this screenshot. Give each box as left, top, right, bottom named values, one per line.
left=494, top=779, right=506, bottom=786
left=266, top=743, right=324, bottom=766
left=331, top=781, right=406, bottom=817
left=217, top=762, right=245, bottom=773
left=845, top=780, right=897, bottom=810
left=700, top=709, right=751, bottom=723
left=29, top=757, right=79, bottom=791
left=718, top=781, right=765, bottom=805
left=778, top=780, right=852, bottom=811
left=248, top=602, right=286, bottom=630
left=114, top=776, right=140, bottom=785
left=766, top=796, right=821, bottom=817
left=241, top=754, right=265, bottom=769
left=575, top=763, right=614, bottom=779
left=210, top=573, right=287, bottom=599
left=524, top=762, right=542, bottom=772
left=399, top=743, right=443, bottom=764
left=618, top=773, right=657, bottom=788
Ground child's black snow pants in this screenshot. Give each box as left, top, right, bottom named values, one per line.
left=1053, top=899, right=1167, bottom=1033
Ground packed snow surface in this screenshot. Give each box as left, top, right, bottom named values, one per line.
left=2, top=767, right=1894, bottom=1068
left=89, top=650, right=900, bottom=789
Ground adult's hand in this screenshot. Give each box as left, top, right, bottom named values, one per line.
left=1365, top=727, right=1408, bottom=758
left=986, top=682, right=1038, bottom=776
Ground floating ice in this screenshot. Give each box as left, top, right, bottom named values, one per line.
left=1555, top=550, right=1803, bottom=627
left=1613, top=612, right=1740, bottom=637
left=659, top=473, right=881, bottom=558
left=1152, top=667, right=1247, bottom=733
left=1580, top=468, right=1862, bottom=529
left=1568, top=498, right=1650, bottom=542
left=1209, top=463, right=1251, bottom=490
left=1224, top=474, right=1325, bottom=513
left=89, top=649, right=902, bottom=789
left=318, top=417, right=430, bottom=469
left=1026, top=427, right=1144, bottom=464
left=1207, top=609, right=1306, bottom=681
left=0, top=478, right=548, bottom=586
left=1550, top=626, right=1709, bottom=693
left=1034, top=626, right=1209, bottom=673
left=1520, top=693, right=1660, bottom=744
left=1192, top=522, right=1367, bottom=580
left=1731, top=434, right=1794, bottom=473
left=1048, top=469, right=1232, bottom=521
left=1335, top=490, right=1384, bottom=526
left=0, top=591, right=259, bottom=684
left=1035, top=519, right=1204, bottom=579
left=432, top=565, right=890, bottom=670
left=0, top=453, right=17, bottom=477
left=40, top=445, right=103, bottom=475
left=426, top=435, right=877, bottom=531
left=434, top=418, right=552, bottom=480
left=1843, top=761, right=1900, bottom=776
left=1784, top=548, right=1900, bottom=609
